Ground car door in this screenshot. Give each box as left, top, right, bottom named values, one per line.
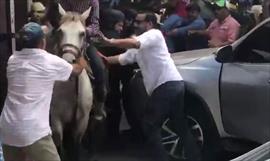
left=220, top=21, right=270, bottom=143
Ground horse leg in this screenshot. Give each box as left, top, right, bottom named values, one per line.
left=66, top=70, right=93, bottom=161
left=65, top=135, right=81, bottom=161
left=65, top=119, right=90, bottom=161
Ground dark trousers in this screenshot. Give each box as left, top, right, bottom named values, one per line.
left=142, top=81, right=201, bottom=161
left=106, top=65, right=134, bottom=138
left=85, top=45, right=107, bottom=102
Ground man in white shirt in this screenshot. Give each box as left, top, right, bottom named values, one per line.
left=101, top=12, right=201, bottom=161
left=0, top=22, right=86, bottom=161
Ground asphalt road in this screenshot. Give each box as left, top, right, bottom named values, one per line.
left=0, top=114, right=247, bottom=161
left=81, top=132, right=244, bottom=161
left=80, top=114, right=246, bottom=161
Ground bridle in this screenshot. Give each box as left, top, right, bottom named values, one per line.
left=59, top=44, right=82, bottom=56
left=58, top=39, right=88, bottom=61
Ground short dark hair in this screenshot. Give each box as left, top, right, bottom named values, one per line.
left=144, top=12, right=158, bottom=28
left=123, top=8, right=138, bottom=21
left=186, top=3, right=201, bottom=13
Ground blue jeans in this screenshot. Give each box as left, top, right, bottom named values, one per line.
left=142, top=81, right=201, bottom=161
left=85, top=45, right=107, bottom=102
left=161, top=14, right=183, bottom=52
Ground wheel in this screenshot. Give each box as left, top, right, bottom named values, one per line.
left=161, top=99, right=221, bottom=161
left=161, top=116, right=204, bottom=160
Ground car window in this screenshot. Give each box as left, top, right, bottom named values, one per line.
left=234, top=22, right=270, bottom=63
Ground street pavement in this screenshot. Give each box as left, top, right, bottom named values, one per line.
left=81, top=132, right=244, bottom=161
left=80, top=114, right=246, bottom=161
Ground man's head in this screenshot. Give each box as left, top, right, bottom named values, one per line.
left=18, top=22, right=45, bottom=49
left=29, top=2, right=46, bottom=24
left=133, top=12, right=158, bottom=35
left=214, top=5, right=230, bottom=22
left=101, top=9, right=125, bottom=33
left=186, top=3, right=201, bottom=20
left=123, top=9, right=138, bottom=28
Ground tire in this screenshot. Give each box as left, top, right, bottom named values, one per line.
left=128, top=72, right=222, bottom=160
left=161, top=97, right=222, bottom=161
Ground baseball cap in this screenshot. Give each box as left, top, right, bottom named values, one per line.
left=215, top=0, right=226, bottom=7
left=19, top=22, right=44, bottom=42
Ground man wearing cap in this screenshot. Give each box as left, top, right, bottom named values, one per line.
left=190, top=4, right=240, bottom=47
left=0, top=22, right=87, bottom=161
left=101, top=12, right=201, bottom=161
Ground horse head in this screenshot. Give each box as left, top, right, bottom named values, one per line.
left=55, top=4, right=91, bottom=63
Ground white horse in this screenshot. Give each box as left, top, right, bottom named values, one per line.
left=47, top=5, right=93, bottom=161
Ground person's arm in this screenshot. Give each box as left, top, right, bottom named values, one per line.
left=226, top=23, right=240, bottom=44
left=208, top=39, right=230, bottom=47
left=86, top=0, right=100, bottom=37
left=101, top=29, right=162, bottom=50
left=189, top=19, right=217, bottom=36
left=167, top=18, right=206, bottom=36
left=105, top=55, right=121, bottom=64
left=188, top=29, right=209, bottom=36
left=71, top=57, right=88, bottom=76
left=104, top=49, right=138, bottom=66
left=105, top=38, right=140, bottom=49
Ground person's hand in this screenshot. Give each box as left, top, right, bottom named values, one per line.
left=166, top=29, right=178, bottom=36
left=97, top=32, right=112, bottom=46
left=77, top=57, right=88, bottom=69
left=208, top=39, right=222, bottom=48
left=41, top=25, right=50, bottom=35
left=188, top=30, right=197, bottom=35
left=96, top=51, right=110, bottom=68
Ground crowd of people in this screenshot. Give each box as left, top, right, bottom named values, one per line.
left=0, top=0, right=267, bottom=161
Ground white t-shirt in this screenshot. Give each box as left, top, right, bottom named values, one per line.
left=0, top=48, right=73, bottom=147
left=119, top=29, right=183, bottom=95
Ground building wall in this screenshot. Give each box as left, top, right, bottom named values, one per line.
left=0, top=0, right=10, bottom=110
left=0, top=0, right=28, bottom=110
left=15, top=0, right=28, bottom=32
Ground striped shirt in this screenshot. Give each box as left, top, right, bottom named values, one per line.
left=59, top=0, right=100, bottom=37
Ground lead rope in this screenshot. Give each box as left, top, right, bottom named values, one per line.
left=75, top=41, right=88, bottom=120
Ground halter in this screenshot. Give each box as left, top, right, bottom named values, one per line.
left=58, top=40, right=88, bottom=61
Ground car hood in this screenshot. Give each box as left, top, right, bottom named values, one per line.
left=171, top=48, right=218, bottom=65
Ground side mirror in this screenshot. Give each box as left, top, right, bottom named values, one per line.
left=216, top=45, right=234, bottom=63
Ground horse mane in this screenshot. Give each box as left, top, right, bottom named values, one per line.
left=60, top=12, right=86, bottom=25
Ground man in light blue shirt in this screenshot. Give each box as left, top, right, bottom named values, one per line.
left=165, top=3, right=206, bottom=52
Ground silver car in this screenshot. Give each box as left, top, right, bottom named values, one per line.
left=128, top=18, right=270, bottom=161
left=231, top=141, right=270, bottom=161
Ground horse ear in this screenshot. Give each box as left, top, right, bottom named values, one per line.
left=58, top=3, right=66, bottom=16
left=81, top=7, right=92, bottom=21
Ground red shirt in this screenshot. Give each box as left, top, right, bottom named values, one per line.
left=175, top=0, right=190, bottom=18
left=207, top=15, right=240, bottom=44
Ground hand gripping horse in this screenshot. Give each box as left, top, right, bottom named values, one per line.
left=47, top=5, right=93, bottom=161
